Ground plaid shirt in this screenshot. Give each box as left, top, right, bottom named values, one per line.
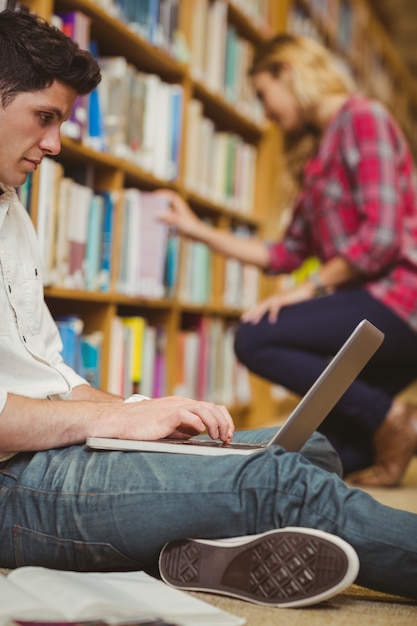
left=268, top=95, right=417, bottom=331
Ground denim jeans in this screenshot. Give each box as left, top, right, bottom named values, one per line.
left=1, top=428, right=416, bottom=600
left=234, top=289, right=417, bottom=474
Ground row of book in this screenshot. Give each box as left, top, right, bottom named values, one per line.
left=59, top=1, right=181, bottom=57
left=54, top=6, right=263, bottom=189
left=117, top=192, right=260, bottom=307
left=117, top=189, right=174, bottom=298
left=90, top=0, right=273, bottom=40
left=107, top=314, right=251, bottom=406
left=110, top=0, right=180, bottom=55
left=33, top=157, right=173, bottom=296
left=55, top=314, right=166, bottom=398
left=94, top=60, right=183, bottom=180
left=177, top=225, right=260, bottom=309
left=34, top=158, right=116, bottom=291
left=174, top=317, right=252, bottom=406
left=185, top=98, right=257, bottom=213
left=190, top=0, right=263, bottom=122
left=55, top=312, right=252, bottom=406
left=222, top=226, right=260, bottom=309
left=53, top=10, right=183, bottom=181
left=108, top=316, right=167, bottom=398
left=31, top=155, right=260, bottom=309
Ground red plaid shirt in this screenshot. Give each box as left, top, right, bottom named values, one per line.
left=268, top=95, right=417, bottom=331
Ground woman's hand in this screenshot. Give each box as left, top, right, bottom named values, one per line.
left=99, top=396, right=235, bottom=444
left=156, top=190, right=204, bottom=239
left=241, top=280, right=317, bottom=324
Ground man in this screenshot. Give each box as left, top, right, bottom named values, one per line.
left=0, top=9, right=416, bottom=610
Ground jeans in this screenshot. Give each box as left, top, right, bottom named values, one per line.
left=1, top=428, right=417, bottom=601
left=234, top=289, right=417, bottom=474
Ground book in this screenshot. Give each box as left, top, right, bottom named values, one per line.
left=53, top=176, right=72, bottom=286
left=97, top=56, right=131, bottom=156
left=159, top=0, right=180, bottom=53
left=35, top=157, right=63, bottom=285
left=17, top=172, right=33, bottom=215
left=140, top=73, right=162, bottom=172
left=98, top=191, right=116, bottom=292
left=189, top=0, right=209, bottom=80
left=140, top=324, right=158, bottom=398
left=0, top=567, right=245, bottom=626
left=167, top=84, right=183, bottom=181
left=86, top=40, right=107, bottom=153
left=152, top=327, right=167, bottom=397
left=85, top=194, right=105, bottom=291
left=122, top=316, right=146, bottom=394
left=81, top=331, right=104, bottom=388
left=205, top=0, right=228, bottom=93
left=65, top=183, right=93, bottom=290
left=118, top=190, right=170, bottom=298
left=108, top=316, right=126, bottom=396
left=55, top=315, right=85, bottom=377
left=152, top=80, right=171, bottom=179
left=163, top=231, right=180, bottom=296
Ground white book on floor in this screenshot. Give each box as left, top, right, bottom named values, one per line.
left=0, top=567, right=245, bottom=626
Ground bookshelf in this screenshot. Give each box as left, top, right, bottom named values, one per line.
left=20, top=0, right=283, bottom=427
left=17, top=0, right=417, bottom=428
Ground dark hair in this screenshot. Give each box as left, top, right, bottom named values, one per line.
left=0, top=9, right=101, bottom=107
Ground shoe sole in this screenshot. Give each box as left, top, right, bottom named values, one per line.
left=159, top=527, right=359, bottom=608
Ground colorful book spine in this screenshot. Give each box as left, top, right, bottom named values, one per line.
left=99, top=191, right=116, bottom=292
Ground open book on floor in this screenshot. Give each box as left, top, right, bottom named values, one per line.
left=0, top=567, right=245, bottom=626
left=86, top=319, right=384, bottom=457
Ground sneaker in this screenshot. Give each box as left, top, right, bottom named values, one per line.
left=158, top=527, right=359, bottom=608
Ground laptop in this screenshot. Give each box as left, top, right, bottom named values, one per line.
left=86, top=319, right=384, bottom=456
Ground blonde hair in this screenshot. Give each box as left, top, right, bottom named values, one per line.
left=250, top=34, right=355, bottom=190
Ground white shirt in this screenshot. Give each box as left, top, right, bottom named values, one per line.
left=0, top=184, right=87, bottom=460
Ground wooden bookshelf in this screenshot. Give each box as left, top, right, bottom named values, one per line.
left=20, top=0, right=283, bottom=427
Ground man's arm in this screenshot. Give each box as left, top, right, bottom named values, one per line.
left=69, top=384, right=124, bottom=403
left=0, top=392, right=235, bottom=452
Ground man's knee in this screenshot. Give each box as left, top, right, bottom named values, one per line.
left=300, top=432, right=343, bottom=477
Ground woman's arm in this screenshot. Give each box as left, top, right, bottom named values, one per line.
left=157, top=190, right=270, bottom=269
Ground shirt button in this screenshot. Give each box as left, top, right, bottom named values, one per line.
left=22, top=335, right=26, bottom=342
left=8, top=284, right=11, bottom=293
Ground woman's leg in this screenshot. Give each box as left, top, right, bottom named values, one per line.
left=1, top=440, right=417, bottom=600
left=234, top=289, right=417, bottom=474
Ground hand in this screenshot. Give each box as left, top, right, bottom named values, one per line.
left=105, top=396, right=235, bottom=444
left=241, top=281, right=316, bottom=324
left=155, top=190, right=203, bottom=239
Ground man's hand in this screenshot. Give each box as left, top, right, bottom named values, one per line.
left=94, top=396, right=235, bottom=444
left=0, top=393, right=235, bottom=452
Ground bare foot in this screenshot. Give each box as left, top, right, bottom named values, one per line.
left=347, top=401, right=417, bottom=487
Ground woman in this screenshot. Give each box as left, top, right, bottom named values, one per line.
left=158, top=33, right=417, bottom=486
